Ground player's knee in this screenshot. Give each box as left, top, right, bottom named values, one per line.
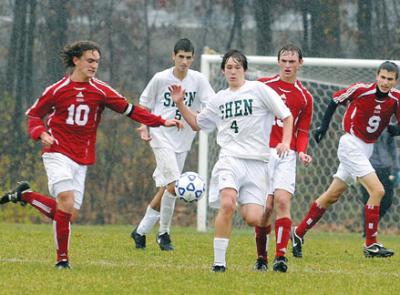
left=274, top=198, right=290, bottom=214
left=219, top=197, right=236, bottom=216
left=57, top=191, right=75, bottom=212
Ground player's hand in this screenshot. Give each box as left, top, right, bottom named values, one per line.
left=275, top=142, right=290, bottom=158
left=136, top=124, right=152, bottom=141
left=168, top=84, right=185, bottom=105
left=40, top=132, right=55, bottom=148
left=164, top=118, right=184, bottom=130
left=299, top=152, right=312, bottom=166
left=313, top=127, right=327, bottom=143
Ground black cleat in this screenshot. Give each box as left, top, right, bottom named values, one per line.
left=364, top=243, right=394, bottom=258
left=131, top=227, right=146, bottom=249
left=272, top=256, right=288, bottom=273
left=55, top=260, right=72, bottom=270
left=291, top=226, right=303, bottom=258
left=253, top=257, right=268, bottom=271
left=212, top=265, right=226, bottom=272
left=156, top=232, right=174, bottom=251
left=0, top=181, right=31, bottom=206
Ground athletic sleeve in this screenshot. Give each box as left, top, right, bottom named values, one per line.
left=196, top=97, right=219, bottom=132
left=100, top=82, right=166, bottom=127
left=333, top=83, right=366, bottom=104
left=26, top=91, right=54, bottom=140
left=296, top=92, right=313, bottom=153
left=139, top=74, right=159, bottom=110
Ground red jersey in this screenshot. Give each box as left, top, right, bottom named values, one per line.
left=333, top=82, right=400, bottom=143
left=258, top=75, right=313, bottom=153
left=26, top=76, right=166, bottom=165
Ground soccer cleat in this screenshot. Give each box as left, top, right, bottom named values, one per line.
left=55, top=260, right=72, bottom=270
left=212, top=265, right=226, bottom=272
left=363, top=243, right=394, bottom=258
left=131, top=227, right=146, bottom=249
left=0, top=181, right=31, bottom=206
left=156, top=232, right=174, bottom=251
left=291, top=226, right=303, bottom=258
left=272, top=256, right=288, bottom=273
left=253, top=257, right=268, bottom=271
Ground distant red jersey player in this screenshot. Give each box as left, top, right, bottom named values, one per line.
left=253, top=44, right=313, bottom=272
left=291, top=61, right=400, bottom=260
left=0, top=40, right=182, bottom=269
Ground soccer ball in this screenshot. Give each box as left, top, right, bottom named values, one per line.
left=175, top=171, right=206, bottom=203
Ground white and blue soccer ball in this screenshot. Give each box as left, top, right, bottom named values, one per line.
left=175, top=171, right=206, bottom=203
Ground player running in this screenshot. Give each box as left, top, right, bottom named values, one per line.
left=291, top=61, right=399, bottom=259
left=130, top=38, right=214, bottom=251
left=169, top=49, right=293, bottom=272
left=0, top=40, right=182, bottom=269
left=254, top=44, right=313, bottom=272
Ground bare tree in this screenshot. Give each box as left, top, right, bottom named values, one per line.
left=43, top=0, right=70, bottom=85
left=254, top=0, right=272, bottom=55
left=226, top=0, right=244, bottom=50
left=356, top=0, right=373, bottom=58
left=308, top=0, right=341, bottom=57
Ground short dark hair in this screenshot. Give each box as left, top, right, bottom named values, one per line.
left=277, top=44, right=303, bottom=61
left=174, top=38, right=194, bottom=54
left=221, top=49, right=248, bottom=71
left=377, top=61, right=399, bottom=79
left=61, top=40, right=101, bottom=68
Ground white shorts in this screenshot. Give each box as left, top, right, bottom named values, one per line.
left=152, top=148, right=188, bottom=187
left=209, top=156, right=269, bottom=209
left=268, top=148, right=296, bottom=195
left=334, top=133, right=374, bottom=185
left=42, top=152, right=87, bottom=210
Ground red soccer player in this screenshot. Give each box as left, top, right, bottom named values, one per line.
left=0, top=40, right=182, bottom=269
left=292, top=61, right=398, bottom=259
left=254, top=44, right=313, bottom=272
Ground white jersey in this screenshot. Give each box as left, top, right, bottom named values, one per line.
left=197, top=80, right=291, bottom=162
left=140, top=68, right=215, bottom=152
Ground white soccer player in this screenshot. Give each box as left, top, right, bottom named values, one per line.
left=292, top=61, right=399, bottom=259
left=0, top=40, right=182, bottom=269
left=254, top=44, right=313, bottom=272
left=130, top=38, right=215, bottom=251
left=169, top=49, right=293, bottom=272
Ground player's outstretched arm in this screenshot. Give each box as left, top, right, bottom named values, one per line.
left=313, top=99, right=338, bottom=143
left=276, top=115, right=293, bottom=157
left=169, top=84, right=200, bottom=131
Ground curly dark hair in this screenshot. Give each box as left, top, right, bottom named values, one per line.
left=61, top=40, right=101, bottom=68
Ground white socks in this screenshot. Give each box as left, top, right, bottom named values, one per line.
left=214, top=237, right=229, bottom=266
left=159, top=191, right=176, bottom=234
left=136, top=206, right=160, bottom=235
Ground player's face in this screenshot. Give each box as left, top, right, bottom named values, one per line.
left=376, top=69, right=397, bottom=93
left=223, top=57, right=246, bottom=90
left=72, top=50, right=100, bottom=82
left=278, top=51, right=303, bottom=83
left=173, top=50, right=194, bottom=74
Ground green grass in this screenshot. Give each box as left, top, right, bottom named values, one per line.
left=0, top=223, right=399, bottom=295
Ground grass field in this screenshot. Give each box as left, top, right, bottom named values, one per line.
left=0, top=223, right=399, bottom=295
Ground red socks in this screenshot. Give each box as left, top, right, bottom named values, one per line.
left=296, top=202, right=326, bottom=238
left=21, top=192, right=57, bottom=219
left=364, top=205, right=379, bottom=246
left=275, top=217, right=292, bottom=257
left=53, top=209, right=72, bottom=262
left=255, top=225, right=271, bottom=261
